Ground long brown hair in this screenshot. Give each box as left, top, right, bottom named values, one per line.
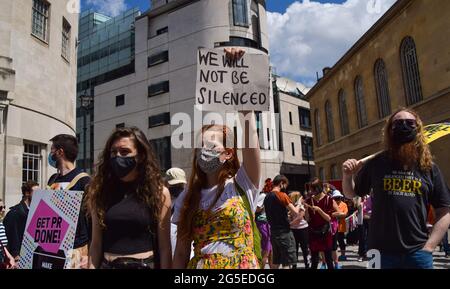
left=86, top=127, right=165, bottom=229
left=382, top=108, right=432, bottom=172
left=178, top=125, right=240, bottom=241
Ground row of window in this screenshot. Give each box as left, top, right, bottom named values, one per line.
left=315, top=36, right=423, bottom=146
left=288, top=108, right=312, bottom=130
left=318, top=164, right=339, bottom=181
left=31, top=0, right=72, bottom=61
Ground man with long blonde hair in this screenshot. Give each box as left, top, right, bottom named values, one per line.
left=342, top=108, right=450, bottom=269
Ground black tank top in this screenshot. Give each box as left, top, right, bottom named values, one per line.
left=103, top=182, right=155, bottom=255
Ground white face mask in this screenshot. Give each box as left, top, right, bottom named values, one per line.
left=196, top=148, right=225, bottom=174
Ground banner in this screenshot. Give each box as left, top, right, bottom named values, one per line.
left=424, top=122, right=450, bottom=144
left=195, top=48, right=270, bottom=111
left=17, top=189, right=83, bottom=269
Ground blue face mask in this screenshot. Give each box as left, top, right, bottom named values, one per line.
left=48, top=153, right=57, bottom=168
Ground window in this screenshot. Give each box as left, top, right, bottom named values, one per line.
left=150, top=137, right=172, bottom=171
left=374, top=59, right=391, bottom=118
left=400, top=36, right=423, bottom=105
left=289, top=112, right=293, bottom=125
left=299, top=108, right=311, bottom=129
left=338, top=90, right=350, bottom=136
left=22, top=142, right=41, bottom=184
left=354, top=76, right=368, bottom=128
left=325, top=101, right=335, bottom=142
left=291, top=142, right=295, bottom=156
left=301, top=136, right=313, bottom=160
left=233, top=0, right=249, bottom=27
left=116, top=123, right=125, bottom=129
left=319, top=167, right=325, bottom=181
left=215, top=36, right=266, bottom=53
left=148, top=51, right=169, bottom=67
left=61, top=18, right=71, bottom=60
left=115, top=94, right=125, bottom=107
left=314, top=109, right=322, bottom=146
left=149, top=112, right=170, bottom=128
left=156, top=26, right=168, bottom=35
left=330, top=164, right=338, bottom=180
left=148, top=81, right=169, bottom=97
left=32, top=0, right=50, bottom=42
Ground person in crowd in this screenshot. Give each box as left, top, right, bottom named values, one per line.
left=264, top=176, right=301, bottom=269
left=3, top=181, right=38, bottom=260
left=0, top=199, right=15, bottom=269
left=356, top=194, right=372, bottom=262
left=173, top=120, right=261, bottom=269
left=304, top=178, right=338, bottom=270
left=87, top=127, right=171, bottom=269
left=342, top=108, right=450, bottom=269
left=46, top=134, right=91, bottom=268
left=165, top=167, right=188, bottom=258
left=255, top=178, right=274, bottom=269
left=331, top=190, right=348, bottom=269
left=441, top=229, right=450, bottom=258
left=288, top=191, right=309, bottom=269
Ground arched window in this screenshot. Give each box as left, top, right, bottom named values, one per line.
left=401, top=36, right=423, bottom=105
left=330, top=164, right=338, bottom=180
left=325, top=100, right=335, bottom=142
left=354, top=76, right=368, bottom=128
left=338, top=90, right=349, bottom=136
left=314, top=109, right=322, bottom=146
left=374, top=59, right=391, bottom=118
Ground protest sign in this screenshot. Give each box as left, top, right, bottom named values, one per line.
left=17, top=189, right=83, bottom=269
left=195, top=48, right=270, bottom=111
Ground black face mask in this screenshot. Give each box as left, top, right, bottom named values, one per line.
left=169, top=186, right=184, bottom=199
left=110, top=156, right=137, bottom=179
left=392, top=120, right=417, bottom=144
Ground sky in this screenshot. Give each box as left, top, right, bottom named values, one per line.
left=81, top=0, right=397, bottom=86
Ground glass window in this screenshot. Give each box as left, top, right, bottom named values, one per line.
left=314, top=109, right=322, bottom=146
left=325, top=101, right=335, bottom=142
left=149, top=112, right=171, bottom=128
left=400, top=36, right=423, bottom=105
left=299, top=108, right=311, bottom=129
left=374, top=59, right=391, bottom=118
left=330, top=164, right=338, bottom=180
left=338, top=90, right=349, bottom=136
left=148, top=81, right=170, bottom=97
left=233, top=0, right=249, bottom=27
left=301, top=136, right=313, bottom=160
left=62, top=18, right=71, bottom=60
left=32, top=0, right=50, bottom=42
left=354, top=76, right=368, bottom=128
left=148, top=51, right=169, bottom=67
left=291, top=142, right=295, bottom=156
left=115, top=94, right=125, bottom=107
left=22, top=142, right=42, bottom=184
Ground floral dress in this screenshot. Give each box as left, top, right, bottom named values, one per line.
left=173, top=166, right=260, bottom=269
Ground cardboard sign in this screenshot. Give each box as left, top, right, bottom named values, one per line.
left=195, top=48, right=270, bottom=111
left=17, top=189, right=83, bottom=269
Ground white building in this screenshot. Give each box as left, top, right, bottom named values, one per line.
left=94, top=0, right=313, bottom=190
left=0, top=0, right=78, bottom=205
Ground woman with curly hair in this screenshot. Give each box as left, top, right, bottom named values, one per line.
left=343, top=108, right=450, bottom=269
left=87, top=127, right=171, bottom=269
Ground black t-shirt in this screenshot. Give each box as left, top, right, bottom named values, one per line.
left=354, top=152, right=450, bottom=254
left=48, top=168, right=91, bottom=249
left=264, top=191, right=292, bottom=232
left=103, top=182, right=155, bottom=255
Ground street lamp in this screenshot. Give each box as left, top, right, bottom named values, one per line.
left=79, top=90, right=93, bottom=171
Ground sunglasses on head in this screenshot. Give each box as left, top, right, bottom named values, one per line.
left=393, top=119, right=417, bottom=128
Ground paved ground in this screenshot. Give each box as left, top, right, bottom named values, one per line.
left=289, top=245, right=450, bottom=269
